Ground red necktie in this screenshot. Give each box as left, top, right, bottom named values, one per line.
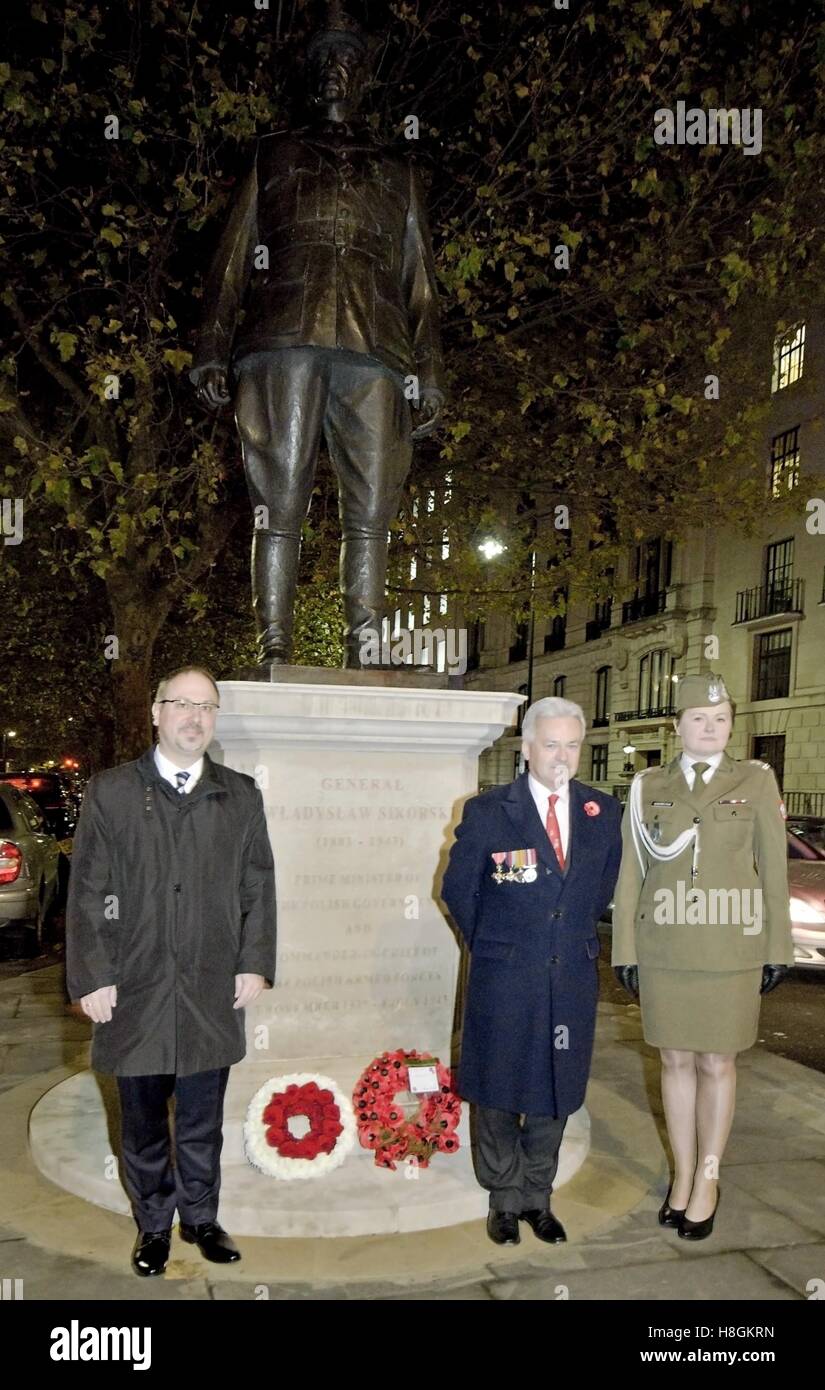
left=545, top=793, right=565, bottom=870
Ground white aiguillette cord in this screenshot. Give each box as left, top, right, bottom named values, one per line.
left=630, top=771, right=698, bottom=877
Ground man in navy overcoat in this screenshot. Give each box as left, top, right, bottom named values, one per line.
left=441, top=697, right=622, bottom=1245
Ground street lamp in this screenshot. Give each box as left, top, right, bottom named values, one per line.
left=2, top=729, right=17, bottom=773
left=622, top=741, right=636, bottom=776
left=477, top=534, right=540, bottom=707
left=477, top=537, right=506, bottom=562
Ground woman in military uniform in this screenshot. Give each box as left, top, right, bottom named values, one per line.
left=612, top=673, right=793, bottom=1239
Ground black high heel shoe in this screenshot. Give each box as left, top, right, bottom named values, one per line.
left=678, top=1187, right=721, bottom=1241
left=658, top=1185, right=687, bottom=1229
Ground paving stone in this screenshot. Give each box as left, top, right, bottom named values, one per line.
left=0, top=1042, right=89, bottom=1074
left=720, top=1162, right=825, bottom=1239
left=746, top=1243, right=825, bottom=1299
left=487, top=1252, right=803, bottom=1301
left=0, top=1240, right=211, bottom=1300
left=1, top=1017, right=91, bottom=1043
left=210, top=1277, right=492, bottom=1300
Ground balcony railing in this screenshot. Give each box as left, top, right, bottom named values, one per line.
left=615, top=703, right=675, bottom=722
left=585, top=616, right=611, bottom=641
left=621, top=590, right=667, bottom=625
left=543, top=628, right=566, bottom=653
left=785, top=791, right=825, bottom=818
left=734, top=578, right=804, bottom=624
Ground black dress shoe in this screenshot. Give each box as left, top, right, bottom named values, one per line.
left=520, top=1208, right=567, bottom=1243
left=179, top=1220, right=241, bottom=1263
left=486, top=1210, right=521, bottom=1245
left=131, top=1230, right=171, bottom=1277
left=658, top=1185, right=687, bottom=1229
left=678, top=1188, right=721, bottom=1241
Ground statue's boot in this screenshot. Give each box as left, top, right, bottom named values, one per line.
left=251, top=527, right=301, bottom=665
left=340, top=532, right=389, bottom=669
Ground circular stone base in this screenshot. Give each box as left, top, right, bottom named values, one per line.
left=29, top=1058, right=590, bottom=1237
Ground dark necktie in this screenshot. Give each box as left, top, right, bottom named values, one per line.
left=175, top=771, right=190, bottom=795
left=545, top=793, right=565, bottom=870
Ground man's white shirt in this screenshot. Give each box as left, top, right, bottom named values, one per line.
left=154, top=746, right=203, bottom=792
left=528, top=772, right=570, bottom=858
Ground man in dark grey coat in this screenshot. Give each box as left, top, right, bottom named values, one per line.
left=66, top=666, right=276, bottom=1277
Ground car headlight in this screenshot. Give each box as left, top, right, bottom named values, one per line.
left=789, top=896, right=825, bottom=924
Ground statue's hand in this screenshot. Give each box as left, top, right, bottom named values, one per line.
left=410, top=387, right=445, bottom=441
left=194, top=365, right=231, bottom=412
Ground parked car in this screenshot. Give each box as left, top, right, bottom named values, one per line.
left=0, top=782, right=62, bottom=950
left=787, top=829, right=825, bottom=969
left=600, top=828, right=825, bottom=971
left=786, top=815, right=825, bottom=856
left=0, top=770, right=78, bottom=843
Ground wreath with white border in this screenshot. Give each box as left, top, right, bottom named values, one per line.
left=244, top=1073, right=357, bottom=1180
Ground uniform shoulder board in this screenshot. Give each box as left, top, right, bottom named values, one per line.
left=747, top=760, right=772, bottom=771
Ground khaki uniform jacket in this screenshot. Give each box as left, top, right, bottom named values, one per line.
left=611, top=754, right=793, bottom=971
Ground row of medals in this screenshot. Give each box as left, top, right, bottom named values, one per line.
left=492, top=849, right=538, bottom=884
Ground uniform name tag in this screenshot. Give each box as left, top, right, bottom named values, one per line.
left=718, top=799, right=749, bottom=805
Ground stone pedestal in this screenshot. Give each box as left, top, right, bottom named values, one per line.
left=30, top=679, right=592, bottom=1235
left=215, top=679, right=523, bottom=1061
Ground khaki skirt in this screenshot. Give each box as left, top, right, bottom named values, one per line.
left=637, top=966, right=763, bottom=1053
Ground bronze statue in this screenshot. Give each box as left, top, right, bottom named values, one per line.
left=190, top=1, right=446, bottom=669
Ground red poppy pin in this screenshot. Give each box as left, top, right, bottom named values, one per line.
left=583, top=800, right=600, bottom=817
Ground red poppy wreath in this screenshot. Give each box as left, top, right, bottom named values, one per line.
left=353, top=1049, right=462, bottom=1171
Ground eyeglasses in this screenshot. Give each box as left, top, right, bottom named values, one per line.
left=157, top=699, right=219, bottom=715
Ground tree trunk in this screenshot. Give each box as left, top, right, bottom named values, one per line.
left=106, top=584, right=171, bottom=765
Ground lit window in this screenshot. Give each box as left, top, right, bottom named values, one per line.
left=771, top=322, right=805, bottom=392
left=770, top=427, right=800, bottom=496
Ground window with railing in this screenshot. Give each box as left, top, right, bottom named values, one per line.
left=622, top=539, right=672, bottom=624
left=765, top=537, right=794, bottom=607
left=770, top=427, right=800, bottom=496
left=771, top=322, right=805, bottom=392
left=553, top=674, right=566, bottom=698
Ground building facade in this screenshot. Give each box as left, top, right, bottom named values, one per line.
left=465, top=315, right=825, bottom=812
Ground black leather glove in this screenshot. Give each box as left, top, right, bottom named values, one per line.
left=760, top=964, right=789, bottom=995
left=613, top=964, right=639, bottom=999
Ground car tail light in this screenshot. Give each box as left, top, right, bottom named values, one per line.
left=0, top=841, right=23, bottom=885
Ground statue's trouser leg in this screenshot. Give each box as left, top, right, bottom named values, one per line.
left=323, top=356, right=413, bottom=668
left=234, top=350, right=328, bottom=663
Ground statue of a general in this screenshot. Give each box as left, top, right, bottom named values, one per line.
left=190, top=1, right=446, bottom=669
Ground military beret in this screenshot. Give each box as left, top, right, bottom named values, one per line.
left=674, top=672, right=732, bottom=709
